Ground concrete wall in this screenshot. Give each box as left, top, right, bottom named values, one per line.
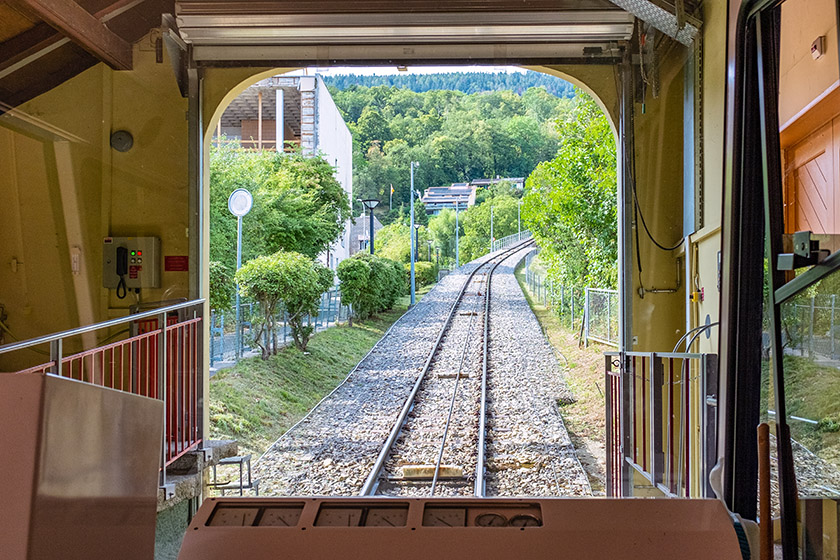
left=314, top=75, right=354, bottom=268
left=0, top=38, right=189, bottom=370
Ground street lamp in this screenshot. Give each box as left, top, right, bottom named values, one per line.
left=228, top=188, right=253, bottom=359
left=455, top=200, right=460, bottom=268
left=360, top=198, right=379, bottom=254
left=410, top=161, right=419, bottom=306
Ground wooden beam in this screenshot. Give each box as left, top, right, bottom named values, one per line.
left=10, top=0, right=132, bottom=70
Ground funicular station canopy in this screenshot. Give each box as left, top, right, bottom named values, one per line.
left=2, top=0, right=839, bottom=559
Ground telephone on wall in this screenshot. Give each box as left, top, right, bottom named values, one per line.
left=103, top=237, right=161, bottom=297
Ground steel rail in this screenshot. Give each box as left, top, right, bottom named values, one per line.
left=359, top=238, right=534, bottom=496
left=475, top=242, right=533, bottom=496
left=429, top=267, right=485, bottom=495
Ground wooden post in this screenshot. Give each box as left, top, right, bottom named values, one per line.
left=758, top=422, right=771, bottom=560
left=257, top=90, right=263, bottom=150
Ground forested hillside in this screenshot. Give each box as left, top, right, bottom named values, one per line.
left=330, top=83, right=571, bottom=218
left=324, top=71, right=574, bottom=97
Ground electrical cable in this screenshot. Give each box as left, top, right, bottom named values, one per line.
left=631, top=181, right=685, bottom=251
left=116, top=275, right=127, bottom=299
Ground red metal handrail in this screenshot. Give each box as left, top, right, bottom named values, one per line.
left=3, top=301, right=204, bottom=474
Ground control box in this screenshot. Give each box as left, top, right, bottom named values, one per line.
left=103, top=236, right=161, bottom=289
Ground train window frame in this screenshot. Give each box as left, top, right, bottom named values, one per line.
left=721, top=1, right=840, bottom=557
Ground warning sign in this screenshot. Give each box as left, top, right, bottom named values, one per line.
left=165, top=256, right=189, bottom=272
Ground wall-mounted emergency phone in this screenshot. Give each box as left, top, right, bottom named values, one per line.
left=103, top=237, right=161, bottom=297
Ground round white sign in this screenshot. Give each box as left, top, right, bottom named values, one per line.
left=228, top=188, right=253, bottom=217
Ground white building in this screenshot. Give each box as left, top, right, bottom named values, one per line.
left=216, top=74, right=353, bottom=271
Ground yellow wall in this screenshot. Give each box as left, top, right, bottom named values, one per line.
left=0, top=38, right=189, bottom=370
left=689, top=0, right=728, bottom=355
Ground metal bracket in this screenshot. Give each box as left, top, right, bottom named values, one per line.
left=777, top=231, right=829, bottom=270
left=161, top=14, right=189, bottom=97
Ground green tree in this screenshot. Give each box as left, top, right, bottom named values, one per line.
left=458, top=194, right=520, bottom=262
left=428, top=208, right=458, bottom=263
left=236, top=251, right=333, bottom=356
left=209, top=261, right=235, bottom=311
left=210, top=145, right=352, bottom=272
left=522, top=91, right=617, bottom=288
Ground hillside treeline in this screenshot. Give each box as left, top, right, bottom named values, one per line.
left=330, top=84, right=572, bottom=216
left=324, top=71, right=574, bottom=97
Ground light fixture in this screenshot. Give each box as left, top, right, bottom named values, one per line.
left=360, top=199, right=380, bottom=255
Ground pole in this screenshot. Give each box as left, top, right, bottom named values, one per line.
left=410, top=162, right=416, bottom=306
left=518, top=201, right=521, bottom=240
left=455, top=200, right=460, bottom=268
left=490, top=206, right=494, bottom=253
left=369, top=207, right=375, bottom=255
left=390, top=184, right=393, bottom=211
left=235, top=215, right=243, bottom=359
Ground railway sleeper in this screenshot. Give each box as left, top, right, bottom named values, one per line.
left=398, top=464, right=465, bottom=479
left=437, top=371, right=470, bottom=379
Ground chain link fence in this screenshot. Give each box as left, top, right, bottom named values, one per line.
left=784, top=294, right=840, bottom=361
left=523, top=249, right=618, bottom=347
left=210, top=288, right=350, bottom=365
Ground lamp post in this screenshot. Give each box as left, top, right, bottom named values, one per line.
left=490, top=205, right=494, bottom=253
left=455, top=200, right=460, bottom=268
left=518, top=199, right=522, bottom=240
left=228, top=188, right=253, bottom=359
left=360, top=199, right=380, bottom=254
left=410, top=161, right=419, bottom=306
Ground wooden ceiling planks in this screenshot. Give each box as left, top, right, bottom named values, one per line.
left=0, top=0, right=172, bottom=109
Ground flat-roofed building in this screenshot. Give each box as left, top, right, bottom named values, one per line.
left=422, top=183, right=477, bottom=215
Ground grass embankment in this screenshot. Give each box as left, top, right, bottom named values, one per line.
left=514, top=260, right=609, bottom=495
left=210, top=285, right=432, bottom=457
left=766, top=355, right=840, bottom=466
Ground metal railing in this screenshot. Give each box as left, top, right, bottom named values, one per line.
left=0, top=299, right=205, bottom=485
left=604, top=351, right=718, bottom=499
left=210, top=288, right=350, bottom=365
left=523, top=250, right=618, bottom=347
left=491, top=230, right=531, bottom=252
left=785, top=295, right=840, bottom=360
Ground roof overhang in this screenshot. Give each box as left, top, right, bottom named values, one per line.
left=174, top=6, right=634, bottom=66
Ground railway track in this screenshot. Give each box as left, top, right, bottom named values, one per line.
left=360, top=239, right=535, bottom=497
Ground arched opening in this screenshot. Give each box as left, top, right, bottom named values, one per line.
left=200, top=62, right=621, bottom=498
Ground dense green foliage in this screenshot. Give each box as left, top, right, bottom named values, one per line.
left=336, top=253, right=405, bottom=321
left=373, top=221, right=433, bottom=265
left=210, top=145, right=352, bottom=272
left=414, top=261, right=438, bottom=287
left=325, top=71, right=574, bottom=97
left=522, top=92, right=617, bottom=288
left=329, top=84, right=569, bottom=214
left=455, top=192, right=522, bottom=263
left=235, top=251, right=334, bottom=355
left=209, top=261, right=234, bottom=311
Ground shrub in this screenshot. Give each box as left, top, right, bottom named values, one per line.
left=338, top=253, right=405, bottom=321
left=236, top=251, right=333, bottom=356
left=414, top=261, right=438, bottom=287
